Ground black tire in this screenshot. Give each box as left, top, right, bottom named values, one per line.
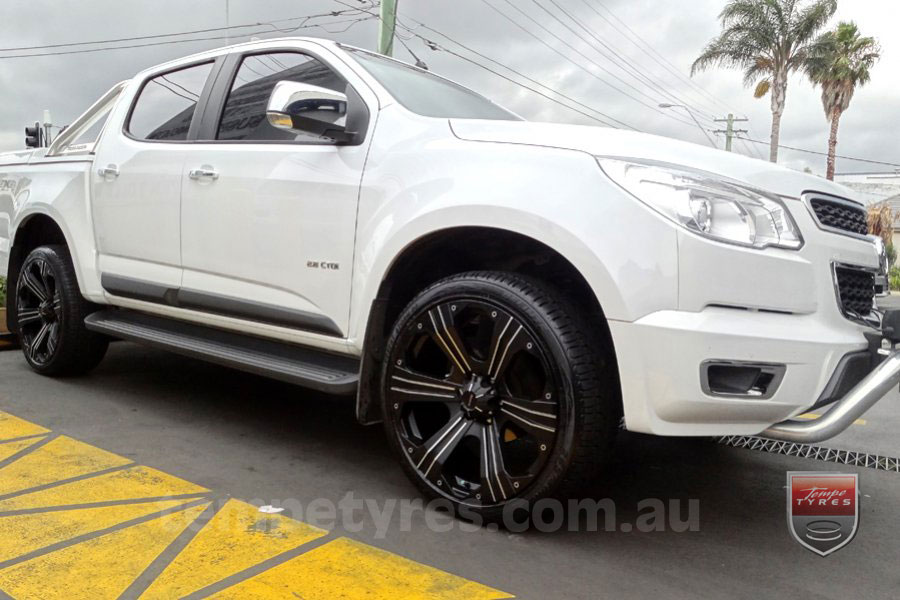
left=15, top=245, right=108, bottom=376
left=380, top=271, right=618, bottom=522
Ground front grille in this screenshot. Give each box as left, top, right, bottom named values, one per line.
left=834, top=266, right=875, bottom=317
left=809, top=197, right=868, bottom=235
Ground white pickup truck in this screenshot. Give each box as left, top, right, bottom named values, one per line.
left=1, top=37, right=897, bottom=518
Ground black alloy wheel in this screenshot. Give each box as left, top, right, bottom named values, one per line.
left=15, top=245, right=109, bottom=376
left=16, top=254, right=62, bottom=366
left=382, top=271, right=617, bottom=521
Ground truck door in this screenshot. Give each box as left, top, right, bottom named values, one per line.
left=178, top=49, right=375, bottom=339
left=91, top=60, right=215, bottom=298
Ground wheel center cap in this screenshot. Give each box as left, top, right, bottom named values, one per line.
left=39, top=302, right=55, bottom=322
left=460, top=375, right=496, bottom=420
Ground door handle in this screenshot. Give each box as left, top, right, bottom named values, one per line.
left=188, top=167, right=219, bottom=181
left=97, top=164, right=119, bottom=179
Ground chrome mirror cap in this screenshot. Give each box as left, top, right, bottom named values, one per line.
left=265, top=80, right=348, bottom=133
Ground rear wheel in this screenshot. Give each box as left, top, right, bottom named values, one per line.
left=16, top=245, right=108, bottom=376
left=381, top=271, right=618, bottom=522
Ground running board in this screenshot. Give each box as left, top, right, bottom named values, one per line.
left=85, top=310, right=359, bottom=394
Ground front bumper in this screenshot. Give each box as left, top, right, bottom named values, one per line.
left=609, top=307, right=876, bottom=437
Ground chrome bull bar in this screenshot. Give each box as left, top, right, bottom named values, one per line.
left=762, top=349, right=900, bottom=443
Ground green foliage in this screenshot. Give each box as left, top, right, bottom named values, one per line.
left=887, top=243, right=897, bottom=269
left=805, top=21, right=881, bottom=118
left=890, top=266, right=900, bottom=293
left=0, top=276, right=5, bottom=307
left=692, top=0, right=838, bottom=87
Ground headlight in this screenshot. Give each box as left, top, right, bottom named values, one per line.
left=597, top=158, right=803, bottom=250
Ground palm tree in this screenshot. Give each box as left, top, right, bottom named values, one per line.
left=691, top=0, right=837, bottom=162
left=805, top=21, right=881, bottom=180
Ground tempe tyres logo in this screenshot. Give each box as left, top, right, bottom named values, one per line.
left=787, top=472, right=859, bottom=556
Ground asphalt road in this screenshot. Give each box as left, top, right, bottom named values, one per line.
left=0, top=339, right=898, bottom=599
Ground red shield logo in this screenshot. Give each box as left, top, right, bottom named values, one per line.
left=787, top=472, right=859, bottom=556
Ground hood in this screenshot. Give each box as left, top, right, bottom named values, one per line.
left=450, top=119, right=861, bottom=203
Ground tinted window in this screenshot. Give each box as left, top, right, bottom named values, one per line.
left=217, top=53, right=346, bottom=142
left=348, top=50, right=519, bottom=120
left=128, top=62, right=213, bottom=141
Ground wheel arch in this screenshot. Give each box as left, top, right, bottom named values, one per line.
left=355, top=225, right=620, bottom=425
left=6, top=212, right=70, bottom=333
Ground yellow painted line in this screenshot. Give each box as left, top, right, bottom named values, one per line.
left=0, top=465, right=208, bottom=512
left=0, top=411, right=49, bottom=441
left=0, top=409, right=511, bottom=599
left=0, top=503, right=208, bottom=600
left=796, top=413, right=866, bottom=425
left=0, top=436, right=47, bottom=462
left=209, top=537, right=512, bottom=600
left=0, top=499, right=194, bottom=562
left=140, top=498, right=327, bottom=599
left=0, top=435, right=131, bottom=496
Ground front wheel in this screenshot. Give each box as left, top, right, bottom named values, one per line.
left=381, top=271, right=618, bottom=522
left=15, top=245, right=108, bottom=376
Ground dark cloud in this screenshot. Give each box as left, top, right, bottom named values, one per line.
left=1, top=0, right=895, bottom=174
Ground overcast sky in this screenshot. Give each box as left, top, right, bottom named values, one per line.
left=0, top=0, right=896, bottom=175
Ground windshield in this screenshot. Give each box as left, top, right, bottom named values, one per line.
left=346, top=49, right=520, bottom=121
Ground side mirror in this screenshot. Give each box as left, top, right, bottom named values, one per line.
left=266, top=81, right=367, bottom=145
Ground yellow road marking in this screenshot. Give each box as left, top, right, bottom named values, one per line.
left=0, top=436, right=131, bottom=496
left=0, top=411, right=49, bottom=441
left=0, top=503, right=209, bottom=600
left=797, top=413, right=867, bottom=425
left=0, top=499, right=195, bottom=562
left=0, top=436, right=47, bottom=462
left=0, top=409, right=511, bottom=598
left=0, top=465, right=208, bottom=512
left=140, top=498, right=327, bottom=599
left=209, top=537, right=512, bottom=600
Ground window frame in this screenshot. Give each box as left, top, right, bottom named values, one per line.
left=123, top=58, right=222, bottom=144
left=196, top=48, right=365, bottom=146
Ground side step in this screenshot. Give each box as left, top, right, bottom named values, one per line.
left=85, top=309, right=359, bottom=394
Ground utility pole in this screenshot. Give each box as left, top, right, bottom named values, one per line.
left=713, top=113, right=749, bottom=152
left=378, top=0, right=398, bottom=56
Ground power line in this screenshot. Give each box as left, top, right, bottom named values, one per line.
left=736, top=136, right=900, bottom=168
left=0, top=8, right=368, bottom=53
left=481, top=0, right=701, bottom=131
left=410, top=33, right=628, bottom=129
left=0, top=15, right=374, bottom=60
left=537, top=0, right=718, bottom=123
left=401, top=20, right=639, bottom=130
left=580, top=0, right=740, bottom=118
left=355, top=0, right=635, bottom=128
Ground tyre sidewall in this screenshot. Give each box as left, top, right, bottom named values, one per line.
left=380, top=274, right=594, bottom=522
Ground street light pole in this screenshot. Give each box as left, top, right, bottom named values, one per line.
left=659, top=103, right=717, bottom=149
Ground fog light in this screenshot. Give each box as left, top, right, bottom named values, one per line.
left=700, top=360, right=786, bottom=400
